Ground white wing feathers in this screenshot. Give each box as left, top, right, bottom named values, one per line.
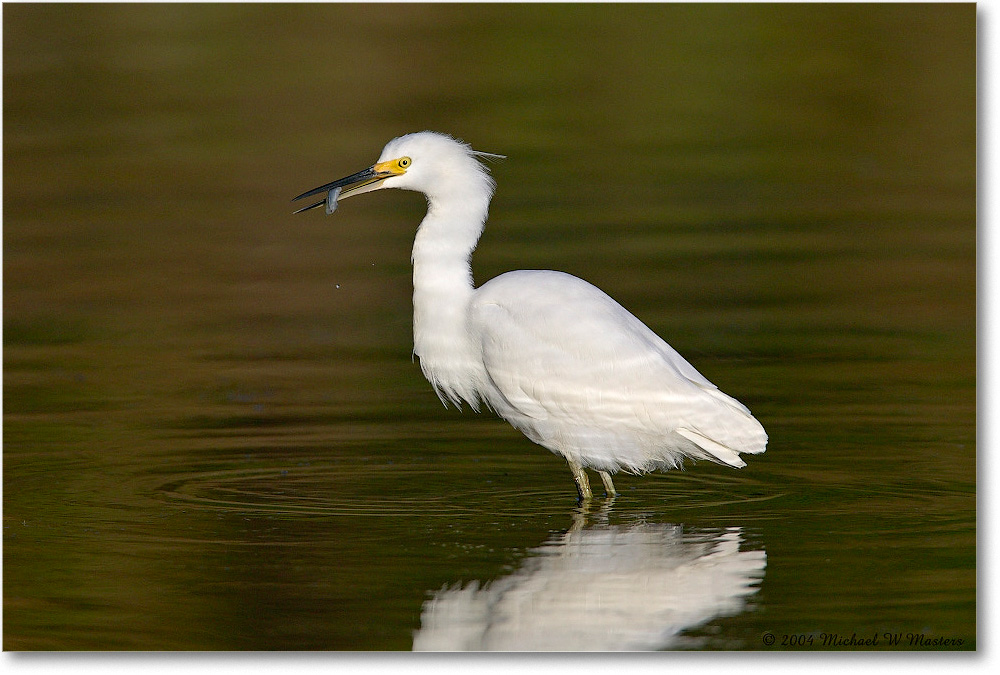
left=675, top=428, right=746, bottom=468
left=471, top=271, right=766, bottom=471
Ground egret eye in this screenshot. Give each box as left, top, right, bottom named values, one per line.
left=398, top=157, right=411, bottom=169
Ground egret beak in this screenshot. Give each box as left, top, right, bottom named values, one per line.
left=292, top=159, right=406, bottom=214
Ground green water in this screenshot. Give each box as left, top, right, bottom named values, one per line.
left=3, top=3, right=974, bottom=650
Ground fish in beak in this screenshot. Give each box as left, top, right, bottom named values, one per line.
left=292, top=156, right=411, bottom=214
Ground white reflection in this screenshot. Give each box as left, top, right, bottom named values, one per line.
left=413, top=517, right=765, bottom=651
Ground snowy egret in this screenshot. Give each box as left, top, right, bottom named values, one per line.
left=293, top=131, right=767, bottom=500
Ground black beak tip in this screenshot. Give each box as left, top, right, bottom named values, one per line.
left=292, top=198, right=325, bottom=214
left=291, top=166, right=375, bottom=207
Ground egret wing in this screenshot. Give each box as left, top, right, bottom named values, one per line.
left=471, top=271, right=766, bottom=463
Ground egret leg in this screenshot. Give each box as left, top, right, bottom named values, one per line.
left=567, top=459, right=592, bottom=501
left=598, top=471, right=617, bottom=497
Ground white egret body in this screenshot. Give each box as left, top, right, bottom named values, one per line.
left=293, top=131, right=767, bottom=499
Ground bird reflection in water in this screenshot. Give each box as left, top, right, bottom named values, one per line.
left=412, top=507, right=765, bottom=651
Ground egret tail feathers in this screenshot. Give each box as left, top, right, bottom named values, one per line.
left=676, top=428, right=747, bottom=468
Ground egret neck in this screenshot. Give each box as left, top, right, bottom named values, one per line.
left=410, top=180, right=491, bottom=409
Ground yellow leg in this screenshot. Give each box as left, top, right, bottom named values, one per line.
left=567, top=459, right=592, bottom=501
left=598, top=471, right=617, bottom=497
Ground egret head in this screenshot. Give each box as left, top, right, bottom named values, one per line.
left=293, top=131, right=502, bottom=214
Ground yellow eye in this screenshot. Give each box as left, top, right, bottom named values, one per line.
left=398, top=157, right=411, bottom=169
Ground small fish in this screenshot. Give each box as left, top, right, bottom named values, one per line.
left=325, top=187, right=341, bottom=215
